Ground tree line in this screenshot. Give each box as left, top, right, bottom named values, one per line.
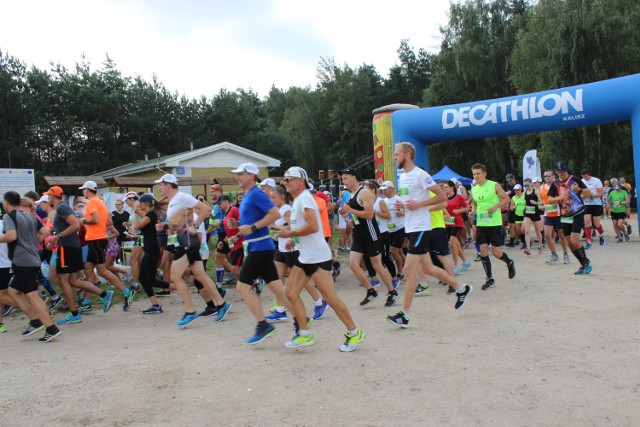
left=1, top=0, right=639, bottom=185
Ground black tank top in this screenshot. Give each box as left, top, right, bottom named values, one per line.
left=524, top=189, right=541, bottom=214
left=348, top=187, right=380, bottom=241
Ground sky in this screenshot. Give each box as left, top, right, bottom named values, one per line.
left=0, top=0, right=451, bottom=99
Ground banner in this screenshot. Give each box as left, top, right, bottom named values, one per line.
left=522, top=149, right=541, bottom=182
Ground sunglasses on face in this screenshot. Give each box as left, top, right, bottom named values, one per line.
left=544, top=175, right=553, bottom=178
left=282, top=177, right=301, bottom=183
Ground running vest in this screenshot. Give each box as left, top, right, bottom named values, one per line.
left=429, top=191, right=445, bottom=229
left=471, top=180, right=503, bottom=227
left=512, top=194, right=525, bottom=216
left=540, top=184, right=559, bottom=217
left=348, top=187, right=380, bottom=241
left=524, top=189, right=540, bottom=215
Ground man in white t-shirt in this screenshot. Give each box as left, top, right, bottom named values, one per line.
left=386, top=142, right=473, bottom=328
left=379, top=180, right=405, bottom=277
left=580, top=169, right=605, bottom=247
left=277, top=167, right=365, bottom=352
left=154, top=174, right=231, bottom=327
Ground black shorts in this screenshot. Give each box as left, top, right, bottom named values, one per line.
left=475, top=226, right=504, bottom=247
left=611, top=212, right=627, bottom=220
left=57, top=246, right=85, bottom=274
left=389, top=228, right=405, bottom=248
left=173, top=246, right=202, bottom=265
left=543, top=216, right=562, bottom=229
left=461, top=212, right=469, bottom=222
left=0, top=268, right=11, bottom=291
left=157, top=232, right=168, bottom=247
left=429, top=228, right=450, bottom=256
left=406, top=231, right=431, bottom=255
left=524, top=212, right=542, bottom=222
left=238, top=250, right=279, bottom=285
left=230, top=249, right=244, bottom=267
left=446, top=226, right=462, bottom=239
left=350, top=238, right=382, bottom=258
left=561, top=212, right=585, bottom=236
left=294, top=259, right=332, bottom=277
left=10, top=265, right=39, bottom=294
left=514, top=214, right=524, bottom=223
left=87, top=239, right=108, bottom=265
left=274, top=250, right=299, bottom=268
left=507, top=209, right=516, bottom=223
left=584, top=205, right=604, bottom=217
left=217, top=239, right=231, bottom=255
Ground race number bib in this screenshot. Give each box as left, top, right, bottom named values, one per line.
left=398, top=187, right=410, bottom=201
left=445, top=217, right=455, bottom=226
left=387, top=222, right=396, bottom=229
left=525, top=206, right=536, bottom=214
left=352, top=215, right=360, bottom=225
left=168, top=234, right=179, bottom=246
left=545, top=204, right=558, bottom=214
left=561, top=216, right=574, bottom=224
left=477, top=211, right=492, bottom=223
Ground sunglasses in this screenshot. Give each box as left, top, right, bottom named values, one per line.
left=282, top=177, right=302, bottom=183
left=543, top=174, right=553, bottom=178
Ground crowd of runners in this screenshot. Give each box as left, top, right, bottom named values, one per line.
left=0, top=142, right=635, bottom=350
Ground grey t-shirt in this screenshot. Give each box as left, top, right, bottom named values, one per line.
left=2, top=210, right=42, bottom=267
left=53, top=201, right=81, bottom=247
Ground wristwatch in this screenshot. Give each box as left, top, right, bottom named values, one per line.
left=251, top=224, right=258, bottom=232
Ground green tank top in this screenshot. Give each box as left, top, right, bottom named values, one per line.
left=512, top=194, right=525, bottom=216
left=471, top=180, right=503, bottom=227
left=429, top=191, right=445, bottom=229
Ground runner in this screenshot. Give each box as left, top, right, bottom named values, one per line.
left=540, top=169, right=570, bottom=264
left=608, top=183, right=630, bottom=242
left=545, top=161, right=593, bottom=274
left=154, top=174, right=230, bottom=326
left=379, top=180, right=406, bottom=279
left=470, top=163, right=516, bottom=290
left=522, top=178, right=544, bottom=255
left=277, top=167, right=365, bottom=351
left=386, top=143, right=472, bottom=328
left=442, top=180, right=471, bottom=273
left=580, top=169, right=606, bottom=248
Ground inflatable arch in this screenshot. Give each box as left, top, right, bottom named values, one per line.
left=372, top=73, right=640, bottom=231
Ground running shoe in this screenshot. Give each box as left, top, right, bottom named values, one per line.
left=415, top=284, right=430, bottom=295
left=143, top=305, right=163, bottom=314
left=575, top=263, right=593, bottom=275
left=57, top=312, right=82, bottom=325
left=599, top=235, right=605, bottom=246
left=369, top=277, right=381, bottom=288
left=474, top=254, right=481, bottom=262
left=284, top=333, right=317, bottom=349
left=397, top=273, right=404, bottom=281
left=313, top=301, right=329, bottom=320
left=0, top=323, right=5, bottom=333
left=453, top=266, right=461, bottom=275
left=507, top=259, right=516, bottom=279
left=49, top=296, right=64, bottom=310
left=176, top=311, right=199, bottom=327
left=546, top=254, right=559, bottom=264
left=563, top=253, right=571, bottom=264
left=625, top=233, right=630, bottom=242
left=199, top=306, right=218, bottom=317
left=387, top=312, right=409, bottom=328
left=616, top=237, right=623, bottom=243
left=39, top=329, right=62, bottom=343
left=482, top=278, right=496, bottom=290
left=247, top=322, right=276, bottom=345
left=217, top=287, right=227, bottom=299
left=392, top=279, right=400, bottom=290
left=455, top=285, right=473, bottom=310
left=156, top=289, right=171, bottom=297
left=214, top=302, right=232, bottom=322
left=123, top=291, right=134, bottom=312
left=461, top=261, right=472, bottom=272
left=447, top=286, right=456, bottom=295
left=130, top=284, right=141, bottom=294
left=102, top=290, right=114, bottom=313
left=78, top=303, right=93, bottom=313
left=266, top=310, right=288, bottom=322
left=384, top=290, right=398, bottom=307
left=537, top=246, right=543, bottom=255
left=253, top=278, right=266, bottom=296
left=585, top=241, right=592, bottom=249
left=22, top=321, right=45, bottom=336
left=2, top=305, right=14, bottom=316
left=293, top=317, right=313, bottom=335
left=519, top=243, right=527, bottom=249
left=222, top=272, right=235, bottom=284
left=523, top=248, right=531, bottom=255
left=339, top=329, right=366, bottom=352
left=627, top=224, right=632, bottom=235
left=359, top=288, right=378, bottom=306
left=332, top=261, right=341, bottom=279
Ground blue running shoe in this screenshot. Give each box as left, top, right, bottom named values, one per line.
left=214, top=302, right=232, bottom=322
left=369, top=277, right=380, bottom=287
left=461, top=261, right=472, bottom=272
left=599, top=235, right=605, bottom=246
left=57, top=312, right=82, bottom=325
left=176, top=311, right=199, bottom=327
left=102, top=290, right=114, bottom=313
left=453, top=266, right=460, bottom=276
left=313, top=301, right=329, bottom=320
left=266, top=310, right=288, bottom=322
left=574, top=263, right=592, bottom=275
left=392, top=279, right=400, bottom=290
left=218, top=287, right=227, bottom=299
left=585, top=242, right=592, bottom=249
left=247, top=323, right=276, bottom=345
left=143, top=305, right=163, bottom=315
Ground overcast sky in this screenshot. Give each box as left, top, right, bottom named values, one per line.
left=0, top=0, right=451, bottom=99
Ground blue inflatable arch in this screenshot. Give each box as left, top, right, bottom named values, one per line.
left=388, top=73, right=640, bottom=231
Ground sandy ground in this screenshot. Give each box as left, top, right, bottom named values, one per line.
left=1, top=220, right=640, bottom=427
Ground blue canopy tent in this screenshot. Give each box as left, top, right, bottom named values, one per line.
left=431, top=166, right=473, bottom=187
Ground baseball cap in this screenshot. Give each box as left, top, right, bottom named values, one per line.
left=231, top=163, right=260, bottom=175
left=44, top=186, right=64, bottom=198
left=451, top=178, right=459, bottom=184
left=79, top=180, right=98, bottom=191
left=219, top=195, right=232, bottom=203
left=338, top=168, right=358, bottom=179
left=284, top=166, right=312, bottom=189
left=533, top=176, right=542, bottom=183
left=138, top=193, right=154, bottom=204
left=36, top=195, right=50, bottom=204
left=555, top=160, right=568, bottom=172
left=258, top=178, right=276, bottom=187
left=125, top=191, right=138, bottom=200
left=514, top=184, right=522, bottom=190
left=154, top=174, right=178, bottom=184
left=614, top=183, right=621, bottom=189
left=379, top=180, right=395, bottom=190
left=505, top=173, right=515, bottom=181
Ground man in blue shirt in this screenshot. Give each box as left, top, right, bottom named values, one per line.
left=231, top=163, right=291, bottom=345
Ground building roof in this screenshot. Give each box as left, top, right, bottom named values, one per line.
left=97, top=141, right=281, bottom=179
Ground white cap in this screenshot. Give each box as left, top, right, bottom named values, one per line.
left=379, top=180, right=395, bottom=190
left=259, top=178, right=276, bottom=187
left=533, top=176, right=542, bottom=183
left=154, top=174, right=178, bottom=184
left=284, top=166, right=312, bottom=189
left=451, top=178, right=459, bottom=184
left=231, top=163, right=260, bottom=175
left=124, top=191, right=138, bottom=199
left=79, top=180, right=98, bottom=191
left=36, top=195, right=49, bottom=204
left=514, top=184, right=523, bottom=190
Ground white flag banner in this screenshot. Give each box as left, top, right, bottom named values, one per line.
left=523, top=149, right=541, bottom=182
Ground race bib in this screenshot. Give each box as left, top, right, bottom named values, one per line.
left=445, top=217, right=455, bottom=226
left=398, top=187, right=410, bottom=201
left=387, top=222, right=396, bottom=229
left=352, top=215, right=360, bottom=225
left=477, top=211, right=492, bottom=223
left=561, top=216, right=574, bottom=224
left=525, top=205, right=536, bottom=214
left=545, top=204, right=558, bottom=214
left=168, top=234, right=178, bottom=246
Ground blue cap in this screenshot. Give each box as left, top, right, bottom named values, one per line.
left=138, top=193, right=154, bottom=204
